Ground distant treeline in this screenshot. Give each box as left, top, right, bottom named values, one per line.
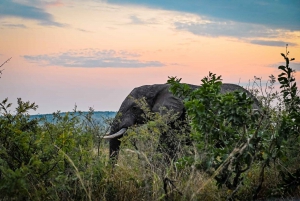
left=30, top=111, right=116, bottom=124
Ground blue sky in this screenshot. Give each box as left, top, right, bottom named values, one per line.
left=0, top=0, right=65, bottom=26
left=107, top=0, right=300, bottom=30
left=107, top=0, right=300, bottom=46
left=1, top=0, right=299, bottom=46
left=0, top=0, right=299, bottom=114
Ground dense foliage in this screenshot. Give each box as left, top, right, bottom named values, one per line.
left=0, top=48, right=299, bottom=200
left=0, top=103, right=110, bottom=200
left=167, top=47, right=300, bottom=200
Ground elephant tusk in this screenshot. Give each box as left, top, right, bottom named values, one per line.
left=103, top=128, right=127, bottom=139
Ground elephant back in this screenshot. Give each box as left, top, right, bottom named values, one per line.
left=221, top=83, right=260, bottom=110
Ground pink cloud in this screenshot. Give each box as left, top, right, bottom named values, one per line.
left=46, top=0, right=64, bottom=7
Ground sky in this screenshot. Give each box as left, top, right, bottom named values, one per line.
left=0, top=0, right=300, bottom=114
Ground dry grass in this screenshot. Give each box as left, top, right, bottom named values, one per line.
left=89, top=138, right=299, bottom=201
left=99, top=142, right=226, bottom=201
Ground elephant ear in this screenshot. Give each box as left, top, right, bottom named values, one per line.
left=152, top=86, right=184, bottom=117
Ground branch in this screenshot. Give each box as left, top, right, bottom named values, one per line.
left=0, top=57, right=11, bottom=68
left=0, top=57, right=12, bottom=77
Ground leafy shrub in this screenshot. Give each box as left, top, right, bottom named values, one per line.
left=167, top=46, right=300, bottom=200
left=0, top=100, right=109, bottom=200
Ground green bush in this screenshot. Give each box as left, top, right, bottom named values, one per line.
left=167, top=46, right=300, bottom=200
left=0, top=100, right=109, bottom=200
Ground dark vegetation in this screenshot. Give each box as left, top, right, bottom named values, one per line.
left=0, top=47, right=299, bottom=200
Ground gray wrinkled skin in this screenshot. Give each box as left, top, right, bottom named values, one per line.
left=108, top=83, right=260, bottom=160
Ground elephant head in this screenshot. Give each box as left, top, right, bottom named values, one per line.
left=104, top=84, right=186, bottom=160
left=104, top=83, right=260, bottom=161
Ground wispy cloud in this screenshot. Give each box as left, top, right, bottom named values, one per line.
left=110, top=1, right=299, bottom=47
left=174, top=20, right=282, bottom=39
left=23, top=49, right=165, bottom=68
left=292, top=63, right=300, bottom=71
left=130, top=15, right=144, bottom=24
left=173, top=18, right=299, bottom=46
left=108, top=0, right=300, bottom=31
left=269, top=62, right=300, bottom=71
left=249, top=40, right=297, bottom=47
left=129, top=15, right=156, bottom=25
left=0, top=0, right=66, bottom=27
left=76, top=28, right=93, bottom=33
left=1, top=22, right=27, bottom=29
left=45, top=0, right=64, bottom=7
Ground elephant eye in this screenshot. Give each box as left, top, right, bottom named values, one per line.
left=132, top=106, right=141, bottom=113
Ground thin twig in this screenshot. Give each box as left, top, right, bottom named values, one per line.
left=0, top=57, right=12, bottom=78
left=0, top=57, right=12, bottom=68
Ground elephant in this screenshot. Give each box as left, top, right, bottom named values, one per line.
left=104, top=83, right=260, bottom=162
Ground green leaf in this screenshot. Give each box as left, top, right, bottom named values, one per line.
left=278, top=65, right=287, bottom=72
left=278, top=72, right=287, bottom=77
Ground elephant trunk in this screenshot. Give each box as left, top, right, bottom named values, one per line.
left=104, top=128, right=128, bottom=162
left=109, top=137, right=121, bottom=161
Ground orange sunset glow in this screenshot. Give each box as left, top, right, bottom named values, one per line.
left=1, top=0, right=299, bottom=114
